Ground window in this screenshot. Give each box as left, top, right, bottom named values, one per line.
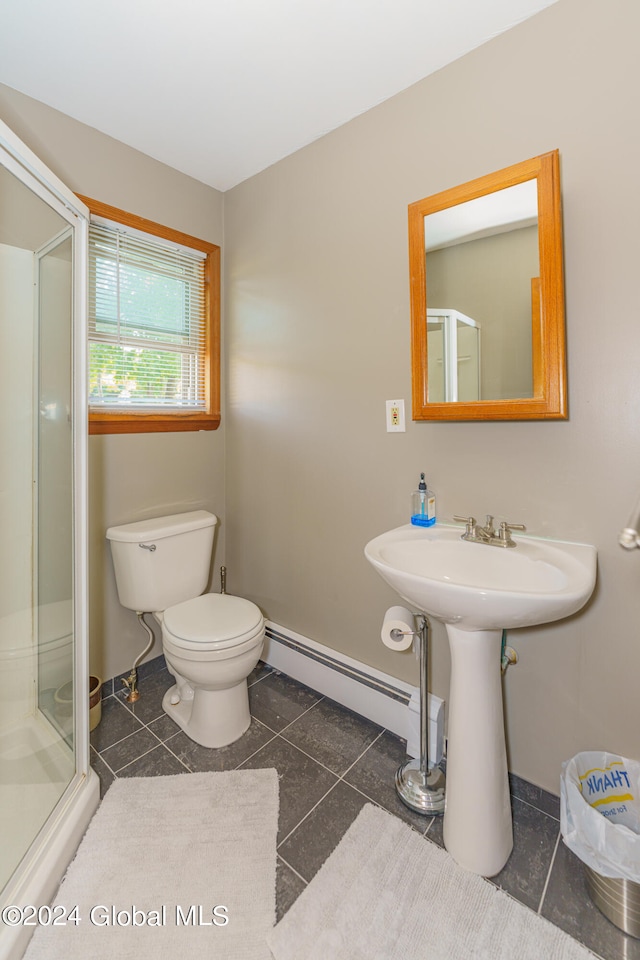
left=80, top=196, right=220, bottom=434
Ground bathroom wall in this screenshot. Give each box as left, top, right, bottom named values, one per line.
left=224, top=0, right=640, bottom=793
left=0, top=85, right=226, bottom=681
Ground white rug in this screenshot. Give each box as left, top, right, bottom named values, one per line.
left=268, top=804, right=596, bottom=960
left=25, top=768, right=278, bottom=959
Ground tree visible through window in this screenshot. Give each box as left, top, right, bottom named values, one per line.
left=80, top=196, right=220, bottom=434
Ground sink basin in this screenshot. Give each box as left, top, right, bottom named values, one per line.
left=365, top=522, right=597, bottom=877
left=364, top=523, right=596, bottom=630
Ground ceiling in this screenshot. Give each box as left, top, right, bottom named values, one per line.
left=0, top=0, right=559, bottom=192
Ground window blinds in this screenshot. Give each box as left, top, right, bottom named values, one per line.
left=88, top=221, right=208, bottom=412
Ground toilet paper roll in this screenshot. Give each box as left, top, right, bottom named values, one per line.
left=381, top=605, right=415, bottom=651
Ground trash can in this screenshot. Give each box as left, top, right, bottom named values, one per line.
left=89, top=675, right=102, bottom=731
left=561, top=751, right=640, bottom=937
left=54, top=675, right=103, bottom=731
left=583, top=866, right=640, bottom=937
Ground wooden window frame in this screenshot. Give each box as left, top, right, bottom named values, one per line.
left=80, top=196, right=220, bottom=435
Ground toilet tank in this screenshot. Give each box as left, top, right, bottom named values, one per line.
left=106, top=511, right=217, bottom=613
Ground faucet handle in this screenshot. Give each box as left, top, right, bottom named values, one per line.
left=453, top=515, right=477, bottom=537
left=498, top=520, right=526, bottom=546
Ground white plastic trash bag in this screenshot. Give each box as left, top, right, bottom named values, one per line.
left=561, top=751, right=640, bottom=882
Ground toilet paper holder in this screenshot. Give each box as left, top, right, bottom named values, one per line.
left=392, top=613, right=446, bottom=816
left=389, top=626, right=417, bottom=641
left=381, top=606, right=419, bottom=652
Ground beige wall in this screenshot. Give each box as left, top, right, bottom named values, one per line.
left=0, top=84, right=226, bottom=682
left=224, top=0, right=640, bottom=793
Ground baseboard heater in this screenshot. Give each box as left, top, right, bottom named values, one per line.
left=263, top=621, right=444, bottom=765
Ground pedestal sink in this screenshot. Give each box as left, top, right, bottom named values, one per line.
left=365, top=522, right=597, bottom=876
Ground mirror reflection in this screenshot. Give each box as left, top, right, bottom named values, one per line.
left=425, top=180, right=538, bottom=402
left=410, top=151, right=566, bottom=421
left=427, top=309, right=481, bottom=403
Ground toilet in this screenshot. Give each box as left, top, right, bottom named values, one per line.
left=106, top=510, right=264, bottom=748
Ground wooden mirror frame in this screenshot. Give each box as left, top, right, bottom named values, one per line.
left=410, top=150, right=567, bottom=421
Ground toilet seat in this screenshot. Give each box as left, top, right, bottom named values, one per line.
left=163, top=593, right=264, bottom=652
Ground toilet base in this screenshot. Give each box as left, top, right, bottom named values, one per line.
left=162, top=680, right=251, bottom=748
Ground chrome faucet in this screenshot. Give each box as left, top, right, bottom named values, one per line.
left=453, top=514, right=526, bottom=548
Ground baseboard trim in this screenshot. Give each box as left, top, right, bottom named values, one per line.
left=263, top=621, right=444, bottom=763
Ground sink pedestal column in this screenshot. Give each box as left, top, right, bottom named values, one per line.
left=443, top=625, right=512, bottom=877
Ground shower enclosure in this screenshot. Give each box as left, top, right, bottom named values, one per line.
left=0, top=121, right=99, bottom=959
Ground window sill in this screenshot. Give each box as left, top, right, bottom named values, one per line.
left=89, top=412, right=221, bottom=434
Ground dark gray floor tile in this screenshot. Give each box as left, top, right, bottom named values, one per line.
left=90, top=748, right=115, bottom=798
left=281, top=697, right=383, bottom=777
left=166, top=719, right=275, bottom=773
left=248, top=660, right=273, bottom=686
left=542, top=839, right=640, bottom=960
left=276, top=856, right=307, bottom=922
left=89, top=696, right=145, bottom=751
left=344, top=730, right=432, bottom=832
left=115, top=667, right=174, bottom=724
left=100, top=678, right=114, bottom=700
left=117, top=743, right=188, bottom=778
left=278, top=780, right=370, bottom=882
left=489, top=797, right=560, bottom=910
left=509, top=772, right=561, bottom=820
left=89, top=661, right=619, bottom=958
left=100, top=728, right=161, bottom=773
left=248, top=671, right=322, bottom=733
left=240, top=736, right=338, bottom=842
left=147, top=713, right=182, bottom=742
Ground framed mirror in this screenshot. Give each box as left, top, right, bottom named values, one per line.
left=410, top=151, right=566, bottom=420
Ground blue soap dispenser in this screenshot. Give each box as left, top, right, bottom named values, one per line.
left=411, top=473, right=436, bottom=527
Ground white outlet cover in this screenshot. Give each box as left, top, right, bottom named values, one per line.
left=386, top=398, right=406, bottom=432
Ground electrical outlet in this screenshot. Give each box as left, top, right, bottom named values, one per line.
left=386, top=398, right=405, bottom=432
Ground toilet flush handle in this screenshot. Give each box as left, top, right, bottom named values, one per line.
left=139, top=542, right=156, bottom=552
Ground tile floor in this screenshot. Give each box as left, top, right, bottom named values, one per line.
left=90, top=656, right=640, bottom=960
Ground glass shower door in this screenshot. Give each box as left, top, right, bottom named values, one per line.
left=0, top=172, right=75, bottom=893
left=0, top=117, right=97, bottom=960
left=36, top=232, right=75, bottom=747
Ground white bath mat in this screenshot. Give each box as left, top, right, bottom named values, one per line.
left=24, top=768, right=278, bottom=959
left=268, top=804, right=595, bottom=960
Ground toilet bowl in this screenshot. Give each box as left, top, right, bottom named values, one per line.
left=106, top=510, right=264, bottom=749
left=159, top=593, right=264, bottom=748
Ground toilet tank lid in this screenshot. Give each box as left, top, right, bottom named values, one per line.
left=106, top=510, right=217, bottom=543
